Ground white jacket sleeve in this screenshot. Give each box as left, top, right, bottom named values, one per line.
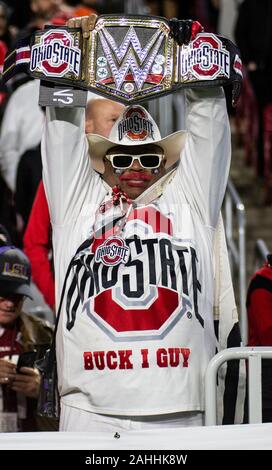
left=178, top=87, right=231, bottom=228
left=41, top=106, right=94, bottom=226
left=0, top=80, right=44, bottom=191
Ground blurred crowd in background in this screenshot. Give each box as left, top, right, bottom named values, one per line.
left=1, top=1, right=271, bottom=246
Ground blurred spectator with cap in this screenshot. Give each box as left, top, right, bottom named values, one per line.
left=0, top=245, right=53, bottom=431
left=245, top=253, right=272, bottom=422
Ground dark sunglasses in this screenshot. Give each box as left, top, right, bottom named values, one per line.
left=106, top=153, right=164, bottom=169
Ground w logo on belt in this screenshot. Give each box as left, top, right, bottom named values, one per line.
left=98, top=25, right=165, bottom=91
left=92, top=17, right=172, bottom=100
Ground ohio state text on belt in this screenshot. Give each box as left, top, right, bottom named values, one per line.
left=2, top=14, right=243, bottom=104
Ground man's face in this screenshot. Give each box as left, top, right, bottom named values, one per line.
left=102, top=144, right=166, bottom=200
left=85, top=99, right=125, bottom=137
left=0, top=293, right=24, bottom=327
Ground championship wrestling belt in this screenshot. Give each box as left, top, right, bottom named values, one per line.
left=2, top=14, right=243, bottom=105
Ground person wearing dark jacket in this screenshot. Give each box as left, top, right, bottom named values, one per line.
left=15, top=144, right=42, bottom=232
left=0, top=245, right=53, bottom=431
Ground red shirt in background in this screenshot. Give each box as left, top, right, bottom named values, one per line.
left=23, top=181, right=55, bottom=310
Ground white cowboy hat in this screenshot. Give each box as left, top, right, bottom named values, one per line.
left=87, top=104, right=187, bottom=173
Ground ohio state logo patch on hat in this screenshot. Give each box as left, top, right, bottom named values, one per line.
left=30, top=29, right=81, bottom=77
left=118, top=107, right=154, bottom=142
left=94, top=237, right=130, bottom=266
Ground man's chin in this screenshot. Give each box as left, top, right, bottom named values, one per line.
left=120, top=183, right=147, bottom=200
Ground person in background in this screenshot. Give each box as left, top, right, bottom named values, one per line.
left=0, top=79, right=44, bottom=244
left=245, top=254, right=272, bottom=422
left=71, top=0, right=98, bottom=17
left=0, top=79, right=44, bottom=194
left=15, top=144, right=43, bottom=233
left=0, top=245, right=53, bottom=431
left=0, top=1, right=15, bottom=51
left=23, top=182, right=55, bottom=311
left=235, top=0, right=272, bottom=178
left=17, top=0, right=61, bottom=37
